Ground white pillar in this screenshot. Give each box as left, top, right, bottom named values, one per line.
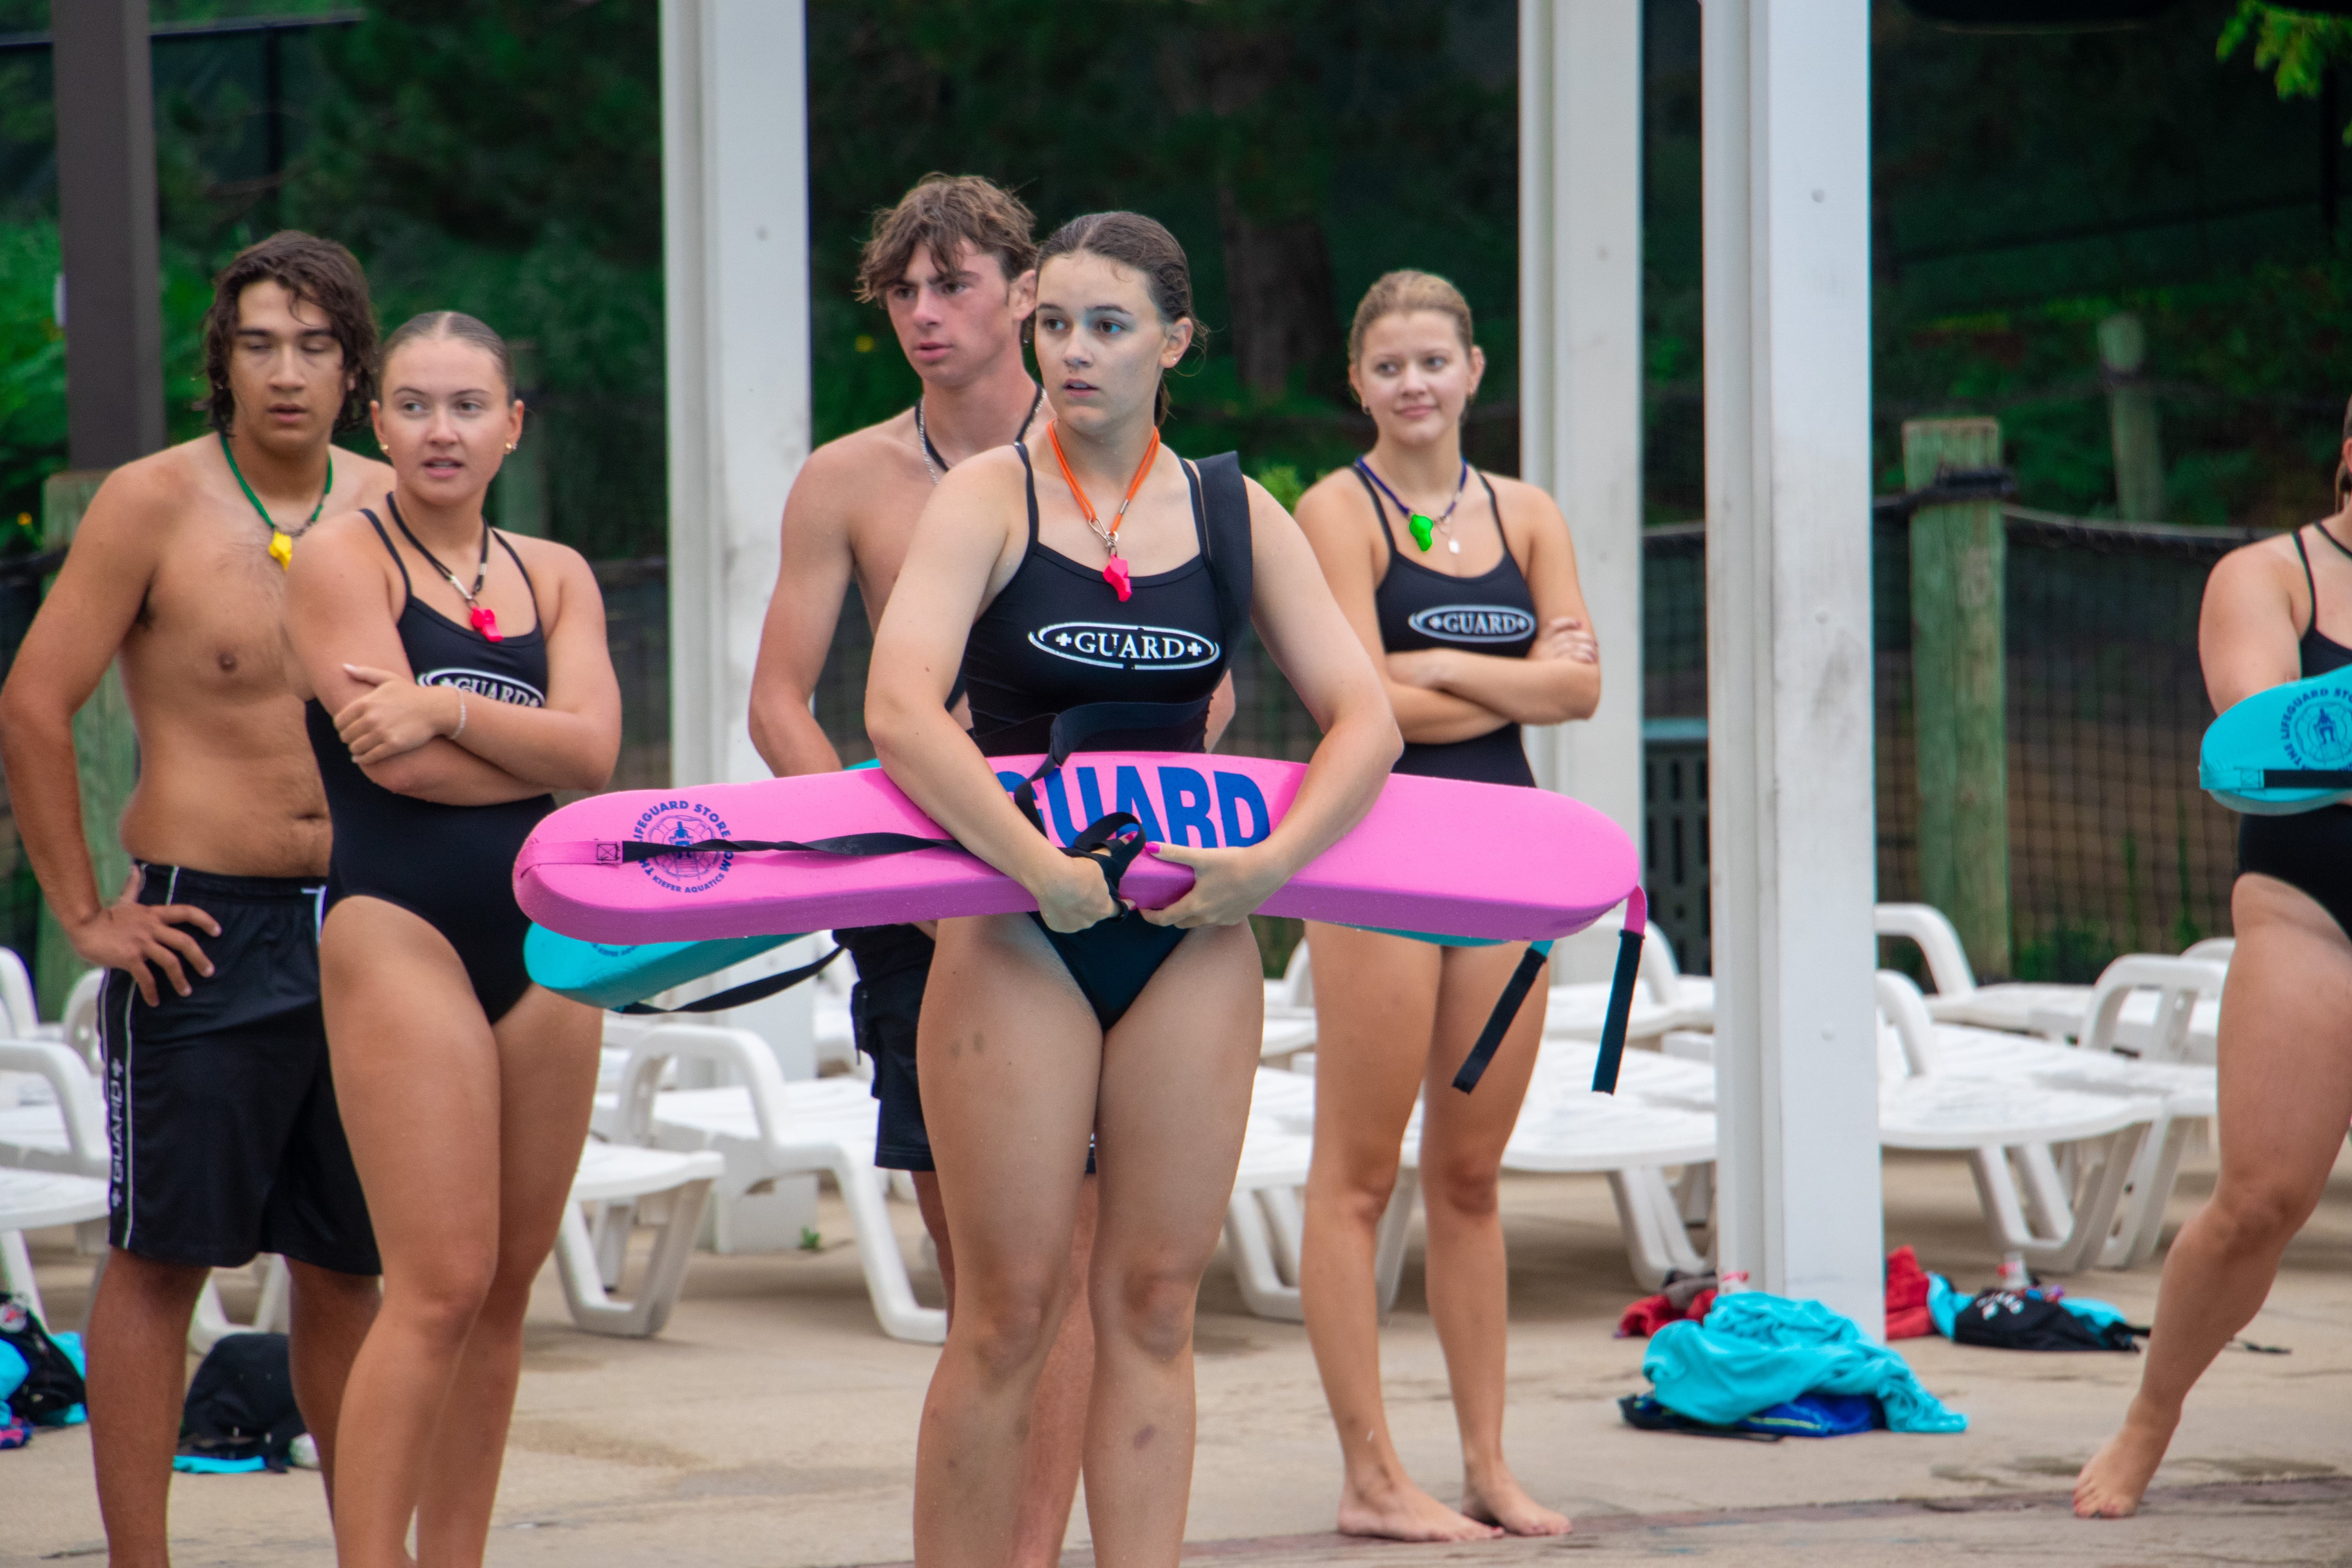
left=663, top=0, right=809, bottom=791
left=1701, top=0, right=1884, bottom=1337
left=1521, top=0, right=1645, bottom=977
left=661, top=1, right=819, bottom=1153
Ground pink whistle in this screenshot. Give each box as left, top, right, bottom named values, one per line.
left=1103, top=557, right=1132, bottom=602
left=471, top=605, right=503, bottom=642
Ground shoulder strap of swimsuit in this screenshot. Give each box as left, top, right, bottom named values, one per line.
left=1192, top=452, right=1253, bottom=663
left=357, top=504, right=413, bottom=600
left=493, top=530, right=544, bottom=624
left=2296, top=528, right=2320, bottom=636
left=1013, top=439, right=1041, bottom=551
left=1475, top=468, right=1529, bottom=578
left=1350, top=462, right=1403, bottom=563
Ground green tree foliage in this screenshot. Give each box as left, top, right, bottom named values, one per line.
left=2219, top=1, right=2352, bottom=107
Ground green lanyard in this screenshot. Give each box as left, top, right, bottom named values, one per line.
left=219, top=430, right=330, bottom=570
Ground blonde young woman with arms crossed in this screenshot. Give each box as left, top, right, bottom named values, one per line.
left=867, top=212, right=1398, bottom=1566
left=1293, top=271, right=1599, bottom=1542
left=284, top=311, right=620, bottom=1568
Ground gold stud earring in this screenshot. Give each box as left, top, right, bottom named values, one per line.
left=504, top=442, right=516, bottom=454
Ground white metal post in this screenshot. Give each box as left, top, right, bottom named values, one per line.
left=1701, top=0, right=1885, bottom=1336
left=661, top=2, right=820, bottom=1239
left=1521, top=0, right=1645, bottom=975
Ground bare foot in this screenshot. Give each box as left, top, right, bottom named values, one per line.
left=1464, top=1472, right=1573, bottom=1537
left=1337, top=1474, right=1503, bottom=1542
left=2074, top=1400, right=2179, bottom=1519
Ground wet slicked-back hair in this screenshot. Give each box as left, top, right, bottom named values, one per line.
left=380, top=311, right=518, bottom=401
left=1036, top=211, right=1199, bottom=425
left=856, top=174, right=1038, bottom=304
left=203, top=231, right=378, bottom=434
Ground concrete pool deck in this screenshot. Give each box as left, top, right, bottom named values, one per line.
left=5, top=1139, right=2347, bottom=1566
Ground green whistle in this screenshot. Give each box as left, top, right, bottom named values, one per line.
left=1408, top=513, right=1435, bottom=551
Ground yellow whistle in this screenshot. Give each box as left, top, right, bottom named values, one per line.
left=268, top=531, right=293, bottom=570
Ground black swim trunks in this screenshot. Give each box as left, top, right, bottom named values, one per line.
left=96, top=864, right=379, bottom=1275
left=839, top=924, right=938, bottom=1172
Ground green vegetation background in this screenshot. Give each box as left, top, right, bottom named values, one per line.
left=7, top=0, right=2352, bottom=555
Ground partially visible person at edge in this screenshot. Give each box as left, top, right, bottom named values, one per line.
left=2074, top=401, right=2352, bottom=1520
left=1292, top=269, right=1599, bottom=1542
left=750, top=172, right=1238, bottom=1566
left=0, top=231, right=391, bottom=1568
left=282, top=311, right=620, bottom=1568
left=866, top=210, right=1399, bottom=1567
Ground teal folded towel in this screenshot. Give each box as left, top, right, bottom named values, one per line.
left=1643, top=1292, right=1968, bottom=1433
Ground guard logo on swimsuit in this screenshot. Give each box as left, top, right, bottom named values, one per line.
left=1406, top=605, right=1537, bottom=645
left=631, top=799, right=734, bottom=894
left=415, top=667, right=546, bottom=708
left=2281, top=685, right=2352, bottom=770
left=1028, top=622, right=1221, bottom=671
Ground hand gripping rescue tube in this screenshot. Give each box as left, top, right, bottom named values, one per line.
left=515, top=751, right=1642, bottom=1090
left=2201, top=667, right=2352, bottom=814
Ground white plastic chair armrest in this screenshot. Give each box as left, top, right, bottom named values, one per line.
left=616, top=1023, right=799, bottom=1152
left=2081, top=955, right=2227, bottom=1059
left=1874, top=970, right=1944, bottom=1077
left=0, top=1040, right=107, bottom=1175
left=1873, top=904, right=1977, bottom=1000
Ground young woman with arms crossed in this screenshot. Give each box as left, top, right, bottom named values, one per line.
left=2074, top=413, right=2352, bottom=1519
left=867, top=213, right=1399, bottom=1567
left=1293, top=271, right=1599, bottom=1542
left=284, top=311, right=620, bottom=1567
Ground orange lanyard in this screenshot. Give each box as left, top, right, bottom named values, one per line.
left=1048, top=422, right=1160, bottom=602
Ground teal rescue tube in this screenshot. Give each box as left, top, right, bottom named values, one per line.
left=523, top=925, right=806, bottom=1011
left=2200, top=667, right=2352, bottom=814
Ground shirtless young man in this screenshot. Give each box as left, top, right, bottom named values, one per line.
left=750, top=174, right=1155, bottom=1567
left=0, top=232, right=392, bottom=1566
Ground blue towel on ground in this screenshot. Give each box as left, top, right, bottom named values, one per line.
left=1643, top=1292, right=1969, bottom=1433
left=1739, top=1392, right=1883, bottom=1437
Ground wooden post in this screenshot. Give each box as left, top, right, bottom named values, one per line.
left=33, top=471, right=135, bottom=1017
left=2099, top=314, right=2165, bottom=523
left=1905, top=418, right=2012, bottom=980
left=54, top=0, right=165, bottom=469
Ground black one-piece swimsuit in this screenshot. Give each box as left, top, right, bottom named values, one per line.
left=1355, top=465, right=1541, bottom=788
left=305, top=504, right=556, bottom=1022
left=2239, top=526, right=2352, bottom=939
left=959, top=442, right=1243, bottom=1028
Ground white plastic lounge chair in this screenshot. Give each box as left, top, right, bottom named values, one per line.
left=2022, top=953, right=2225, bottom=1066
left=1665, top=979, right=2168, bottom=1275
left=555, top=1141, right=725, bottom=1337
left=1481, top=1042, right=1716, bottom=1287
left=0, top=947, right=42, bottom=1039
left=599, top=1020, right=944, bottom=1344
left=1222, top=1067, right=1422, bottom=1323
left=0, top=1040, right=107, bottom=1178
left=1875, top=971, right=2161, bottom=1274
left=1876, top=905, right=2223, bottom=1059
left=0, top=1167, right=109, bottom=1327
left=1543, top=917, right=1714, bottom=1042
left=1875, top=903, right=2110, bottom=1034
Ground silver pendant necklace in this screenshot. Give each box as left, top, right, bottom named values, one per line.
left=914, top=383, right=1046, bottom=486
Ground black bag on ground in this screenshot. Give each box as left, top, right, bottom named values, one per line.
left=180, top=1332, right=306, bottom=1470
left=0, top=1294, right=87, bottom=1423
left=1952, top=1289, right=2138, bottom=1352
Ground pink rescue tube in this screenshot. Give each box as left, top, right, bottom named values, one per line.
left=515, top=752, right=1637, bottom=947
